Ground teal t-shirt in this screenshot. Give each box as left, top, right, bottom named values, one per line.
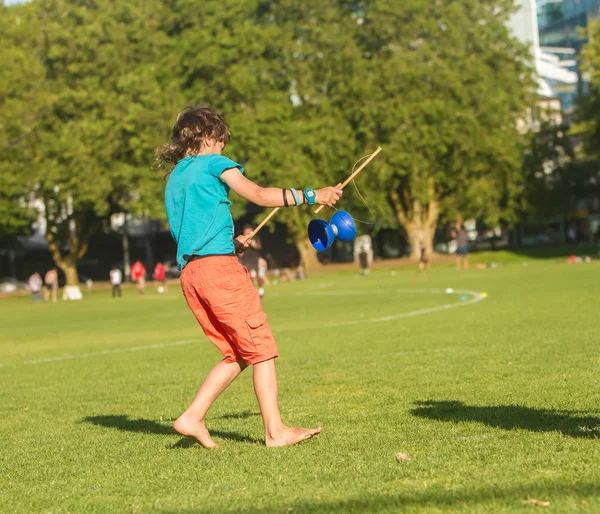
left=165, top=154, right=244, bottom=270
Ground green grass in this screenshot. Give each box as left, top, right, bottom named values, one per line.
left=1, top=261, right=599, bottom=513
left=467, top=244, right=598, bottom=263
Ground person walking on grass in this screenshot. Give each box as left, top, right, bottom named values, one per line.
left=110, top=265, right=122, bottom=298
left=157, top=105, right=342, bottom=448
left=131, top=260, right=146, bottom=294
left=418, top=239, right=430, bottom=272
left=238, top=225, right=265, bottom=298
left=153, top=261, right=168, bottom=294
left=453, top=219, right=469, bottom=270
left=43, top=267, right=59, bottom=303
left=28, top=272, right=43, bottom=302
left=358, top=246, right=370, bottom=276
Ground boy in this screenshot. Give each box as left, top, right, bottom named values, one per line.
left=157, top=106, right=342, bottom=448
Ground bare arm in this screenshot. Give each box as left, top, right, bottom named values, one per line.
left=221, top=168, right=342, bottom=207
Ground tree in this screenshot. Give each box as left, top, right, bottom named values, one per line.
left=0, top=4, right=43, bottom=240
left=573, top=19, right=600, bottom=161
left=201, top=0, right=535, bottom=261
left=0, top=0, right=177, bottom=285
left=522, top=122, right=576, bottom=221
left=350, top=0, right=534, bottom=258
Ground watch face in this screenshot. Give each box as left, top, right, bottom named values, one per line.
left=308, top=191, right=315, bottom=197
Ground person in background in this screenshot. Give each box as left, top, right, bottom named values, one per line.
left=258, top=256, right=270, bottom=286
left=43, top=267, right=59, bottom=303
left=419, top=239, right=430, bottom=272
left=453, top=220, right=469, bottom=270
left=28, top=272, right=43, bottom=302
left=131, top=260, right=146, bottom=294
left=238, top=225, right=265, bottom=298
left=153, top=261, right=168, bottom=294
left=110, top=265, right=122, bottom=298
left=358, top=246, right=370, bottom=276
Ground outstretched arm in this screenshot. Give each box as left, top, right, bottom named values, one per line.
left=221, top=168, right=342, bottom=207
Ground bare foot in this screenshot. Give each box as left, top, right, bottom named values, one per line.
left=265, top=426, right=322, bottom=447
left=173, top=414, right=218, bottom=449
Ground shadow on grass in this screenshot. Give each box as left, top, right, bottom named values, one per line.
left=83, top=414, right=262, bottom=445
left=410, top=400, right=600, bottom=438
left=161, top=481, right=599, bottom=513
left=218, top=410, right=260, bottom=420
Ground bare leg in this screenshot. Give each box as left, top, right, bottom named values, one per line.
left=464, top=257, right=470, bottom=270
left=174, top=358, right=247, bottom=448
left=253, top=359, right=321, bottom=447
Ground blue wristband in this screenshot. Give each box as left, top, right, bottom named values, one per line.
left=290, top=188, right=301, bottom=206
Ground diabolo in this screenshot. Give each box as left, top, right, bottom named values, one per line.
left=307, top=211, right=356, bottom=251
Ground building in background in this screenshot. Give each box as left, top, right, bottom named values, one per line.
left=537, top=0, right=600, bottom=111
left=508, top=0, right=577, bottom=130
left=537, top=0, right=599, bottom=49
left=508, top=0, right=579, bottom=115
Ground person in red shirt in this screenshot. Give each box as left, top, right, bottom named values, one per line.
left=153, top=261, right=167, bottom=294
left=130, top=260, right=146, bottom=294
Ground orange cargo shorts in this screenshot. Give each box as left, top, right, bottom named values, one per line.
left=180, top=255, right=278, bottom=365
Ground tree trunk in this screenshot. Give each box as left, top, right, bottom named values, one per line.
left=61, top=259, right=79, bottom=286
left=406, top=223, right=435, bottom=260
left=390, top=181, right=440, bottom=261
left=122, top=230, right=131, bottom=281
left=45, top=216, right=97, bottom=287
left=296, top=237, right=323, bottom=273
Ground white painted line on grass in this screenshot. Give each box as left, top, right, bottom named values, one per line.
left=19, top=340, right=194, bottom=366
left=275, top=289, right=485, bottom=331
left=3, top=289, right=486, bottom=368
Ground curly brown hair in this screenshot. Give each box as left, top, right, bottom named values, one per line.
left=155, top=106, right=231, bottom=177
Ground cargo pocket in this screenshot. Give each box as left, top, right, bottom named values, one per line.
left=245, top=311, right=270, bottom=348
left=246, top=311, right=267, bottom=330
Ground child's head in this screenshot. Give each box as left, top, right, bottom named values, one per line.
left=156, top=106, right=231, bottom=172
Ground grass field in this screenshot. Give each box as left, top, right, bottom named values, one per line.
left=1, top=260, right=599, bottom=513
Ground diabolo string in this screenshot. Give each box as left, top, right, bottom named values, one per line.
left=331, top=152, right=377, bottom=226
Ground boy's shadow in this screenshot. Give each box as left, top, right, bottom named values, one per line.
left=410, top=400, right=600, bottom=438
left=82, top=414, right=262, bottom=447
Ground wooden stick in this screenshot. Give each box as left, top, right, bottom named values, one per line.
left=249, top=146, right=382, bottom=240
left=247, top=207, right=280, bottom=240
left=314, top=146, right=382, bottom=214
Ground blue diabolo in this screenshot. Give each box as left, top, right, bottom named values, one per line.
left=308, top=210, right=357, bottom=251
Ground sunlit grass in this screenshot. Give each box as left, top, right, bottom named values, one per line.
left=1, top=262, right=599, bottom=513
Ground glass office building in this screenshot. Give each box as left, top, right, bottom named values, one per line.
left=537, top=0, right=600, bottom=49
left=508, top=0, right=579, bottom=110
left=536, top=0, right=599, bottom=109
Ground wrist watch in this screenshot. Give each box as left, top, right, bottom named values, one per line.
left=304, top=188, right=316, bottom=206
